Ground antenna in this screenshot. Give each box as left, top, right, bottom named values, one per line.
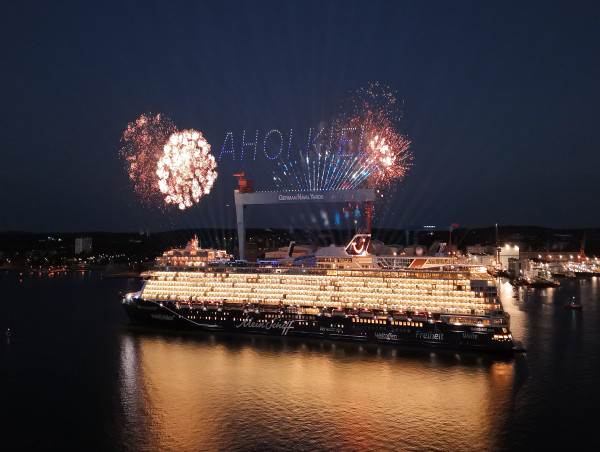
left=495, top=223, right=502, bottom=269
left=449, top=223, right=458, bottom=256
left=579, top=231, right=586, bottom=263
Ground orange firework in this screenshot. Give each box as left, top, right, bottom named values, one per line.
left=156, top=130, right=218, bottom=210
left=343, top=82, right=412, bottom=189
left=119, top=113, right=177, bottom=207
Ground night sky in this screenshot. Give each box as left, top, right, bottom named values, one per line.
left=2, top=0, right=599, bottom=233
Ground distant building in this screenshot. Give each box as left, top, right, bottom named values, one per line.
left=508, top=257, right=523, bottom=277
left=75, top=237, right=92, bottom=254
left=465, top=253, right=496, bottom=267
left=466, top=244, right=495, bottom=254
left=499, top=244, right=519, bottom=270
left=519, top=251, right=581, bottom=262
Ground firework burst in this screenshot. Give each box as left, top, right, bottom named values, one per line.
left=156, top=130, right=218, bottom=210
left=339, top=82, right=412, bottom=189
left=272, top=83, right=411, bottom=192
left=119, top=113, right=177, bottom=207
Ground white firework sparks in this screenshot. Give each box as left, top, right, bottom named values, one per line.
left=156, top=130, right=218, bottom=210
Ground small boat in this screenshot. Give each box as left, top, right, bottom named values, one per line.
left=564, top=297, right=583, bottom=310
left=257, top=303, right=281, bottom=312
left=223, top=300, right=244, bottom=310
left=332, top=308, right=346, bottom=317
left=5, top=328, right=11, bottom=338
left=205, top=301, right=221, bottom=311
left=346, top=308, right=359, bottom=317
left=392, top=310, right=408, bottom=321
left=358, top=309, right=375, bottom=319
left=411, top=311, right=428, bottom=322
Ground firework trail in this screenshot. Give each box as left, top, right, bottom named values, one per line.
left=119, top=113, right=177, bottom=207
left=156, top=130, right=218, bottom=210
left=273, top=83, right=411, bottom=192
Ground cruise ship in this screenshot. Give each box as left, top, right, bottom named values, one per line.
left=121, top=235, right=516, bottom=353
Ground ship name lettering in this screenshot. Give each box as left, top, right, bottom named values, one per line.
left=150, top=314, right=174, bottom=321
left=236, top=319, right=295, bottom=336
left=375, top=332, right=397, bottom=340
left=415, top=331, right=444, bottom=341
left=320, top=326, right=342, bottom=333
left=462, top=333, right=478, bottom=340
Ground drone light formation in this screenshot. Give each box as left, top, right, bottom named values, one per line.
left=272, top=82, right=412, bottom=192
left=120, top=83, right=408, bottom=217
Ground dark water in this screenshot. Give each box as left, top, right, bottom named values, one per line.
left=1, top=271, right=598, bottom=451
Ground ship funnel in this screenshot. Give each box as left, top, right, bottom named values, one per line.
left=286, top=241, right=296, bottom=258
left=345, top=234, right=371, bottom=256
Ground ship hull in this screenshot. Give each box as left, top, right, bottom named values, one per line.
left=122, top=298, right=515, bottom=353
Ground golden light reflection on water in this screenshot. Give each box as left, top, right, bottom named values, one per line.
left=119, top=333, right=519, bottom=451
left=497, top=279, right=528, bottom=346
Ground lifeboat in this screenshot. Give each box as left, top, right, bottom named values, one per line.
left=392, top=310, right=408, bottom=321
left=258, top=302, right=281, bottom=312
left=332, top=308, right=346, bottom=317
left=411, top=311, right=428, bottom=322
left=359, top=309, right=375, bottom=319
left=223, top=300, right=244, bottom=310
left=345, top=308, right=359, bottom=318
left=205, top=301, right=221, bottom=311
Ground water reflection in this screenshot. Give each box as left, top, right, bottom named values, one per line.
left=118, top=330, right=521, bottom=451
left=119, top=335, right=148, bottom=442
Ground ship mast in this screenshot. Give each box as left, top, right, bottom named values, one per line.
left=495, top=223, right=501, bottom=269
